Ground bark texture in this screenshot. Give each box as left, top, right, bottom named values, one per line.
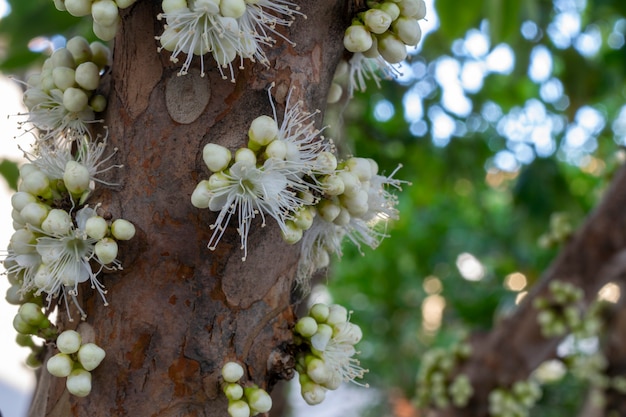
left=29, top=1, right=348, bottom=416
left=427, top=165, right=626, bottom=417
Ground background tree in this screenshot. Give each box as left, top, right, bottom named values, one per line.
left=2, top=0, right=626, bottom=417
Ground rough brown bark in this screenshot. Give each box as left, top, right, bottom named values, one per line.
left=28, top=1, right=348, bottom=416
left=427, top=165, right=626, bottom=417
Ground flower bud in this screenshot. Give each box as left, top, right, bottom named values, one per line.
left=244, top=386, right=272, bottom=414
left=248, top=115, right=279, bottom=147
left=203, top=143, right=232, bottom=172
left=377, top=32, right=407, bottom=64
left=317, top=199, right=341, bottom=223
left=220, top=0, right=246, bottom=18
left=281, top=221, right=303, bottom=244
left=6, top=285, right=23, bottom=305
left=92, top=19, right=119, bottom=42
left=20, top=170, right=51, bottom=198
left=95, top=238, right=119, bottom=264
left=345, top=157, right=373, bottom=182
left=393, top=17, right=422, bottom=45
left=363, top=9, right=392, bottom=34
left=10, top=228, right=37, bottom=255
left=295, top=316, right=318, bottom=337
left=63, top=87, right=89, bottom=113
left=344, top=24, right=373, bottom=53
left=115, top=0, right=137, bottom=8
left=335, top=322, right=363, bottom=345
left=309, top=303, right=330, bottom=323
left=20, top=202, right=50, bottom=228
left=306, top=357, right=330, bottom=385
left=90, top=42, right=111, bottom=69
left=310, top=324, right=333, bottom=351
left=66, top=36, right=93, bottom=65
left=64, top=0, right=92, bottom=17
left=89, top=94, right=107, bottom=112
left=57, top=330, right=82, bottom=354
left=264, top=139, right=288, bottom=160
left=111, top=219, right=136, bottom=240
left=227, top=400, right=250, bottom=417
left=74, top=61, right=101, bottom=91
left=13, top=313, right=35, bottom=334
left=63, top=161, right=91, bottom=195
left=92, top=0, right=119, bottom=27
left=191, top=180, right=212, bottom=209
left=294, top=208, right=314, bottom=231
left=327, top=82, right=343, bottom=104
left=223, top=382, right=244, bottom=401
left=66, top=369, right=92, bottom=397
left=52, top=67, right=76, bottom=90
left=315, top=152, right=338, bottom=173
left=379, top=2, right=400, bottom=20
left=333, top=208, right=351, bottom=226
left=162, top=0, right=187, bottom=13
left=77, top=343, right=106, bottom=371
left=11, top=192, right=37, bottom=212
left=322, top=174, right=345, bottom=196
left=341, top=189, right=369, bottom=217
left=85, top=216, right=109, bottom=240
left=234, top=148, right=257, bottom=165
left=327, top=304, right=349, bottom=326
left=42, top=209, right=73, bottom=236
left=337, top=171, right=361, bottom=197
left=18, top=303, right=47, bottom=327
left=301, top=380, right=326, bottom=405
left=47, top=353, right=74, bottom=377
left=222, top=361, right=244, bottom=383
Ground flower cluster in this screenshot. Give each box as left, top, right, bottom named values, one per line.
left=21, top=36, right=110, bottom=142
left=221, top=361, right=273, bottom=417
left=538, top=212, right=574, bottom=248
left=534, top=280, right=601, bottom=338
left=53, top=0, right=137, bottom=41
left=191, top=89, right=333, bottom=260
left=46, top=329, right=106, bottom=397
left=415, top=342, right=473, bottom=409
left=192, top=88, right=406, bottom=279
left=293, top=303, right=367, bottom=405
left=5, top=140, right=135, bottom=319
left=12, top=302, right=57, bottom=368
left=330, top=0, right=426, bottom=99
left=488, top=380, right=542, bottom=417
left=157, top=0, right=303, bottom=80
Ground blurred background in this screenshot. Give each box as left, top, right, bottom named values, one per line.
left=1, top=0, right=626, bottom=416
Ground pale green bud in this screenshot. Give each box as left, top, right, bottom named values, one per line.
left=310, top=324, right=333, bottom=351
left=310, top=303, right=330, bottom=323
left=317, top=199, right=341, bottom=223
left=306, top=357, right=330, bottom=385
left=220, top=0, right=246, bottom=18
left=42, top=209, right=73, bottom=236
left=85, top=216, right=109, bottom=240
left=90, top=42, right=111, bottom=69
left=248, top=115, right=279, bottom=147
left=89, top=94, right=107, bottom=112
left=13, top=313, right=35, bottom=334
left=63, top=87, right=89, bottom=113
left=322, top=174, right=345, bottom=196
left=281, top=221, right=303, bottom=244
left=301, top=380, right=326, bottom=405
left=378, top=32, right=407, bottom=63
left=264, top=139, right=288, bottom=160
left=203, top=143, right=232, bottom=172
left=223, top=382, right=244, bottom=401
left=337, top=171, right=361, bottom=197
left=162, top=0, right=187, bottom=13
left=379, top=2, right=400, bottom=20
left=234, top=148, right=257, bottom=165
left=245, top=386, right=272, bottom=414
left=227, top=400, right=250, bottom=417
left=95, top=238, right=119, bottom=264
left=57, top=330, right=82, bottom=354
left=363, top=9, right=393, bottom=34
left=294, top=207, right=314, bottom=231
left=66, top=369, right=92, bottom=397
left=50, top=48, right=76, bottom=69
left=344, top=24, right=373, bottom=53
left=92, top=19, right=119, bottom=42
left=191, top=180, right=212, bottom=209
left=393, top=17, right=422, bottom=45
left=65, top=0, right=92, bottom=17
left=63, top=161, right=91, bottom=194
left=327, top=304, right=348, bottom=326
left=111, top=219, right=136, bottom=240
left=295, top=316, right=318, bottom=337
left=47, top=353, right=74, bottom=377
left=20, top=202, right=50, bottom=228
left=222, top=361, right=244, bottom=383
left=11, top=192, right=37, bottom=212
left=52, top=67, right=76, bottom=90
left=77, top=343, right=106, bottom=371
left=92, top=0, right=119, bottom=27
left=74, top=61, right=101, bottom=91
left=18, top=303, right=47, bottom=327
left=66, top=36, right=93, bottom=65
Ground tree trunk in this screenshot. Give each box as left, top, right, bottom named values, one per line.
left=28, top=1, right=348, bottom=415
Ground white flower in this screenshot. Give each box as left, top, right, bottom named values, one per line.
left=347, top=52, right=401, bottom=96
left=21, top=86, right=99, bottom=141
left=24, top=132, right=120, bottom=191
left=205, top=158, right=309, bottom=260
left=157, top=3, right=242, bottom=80
left=9, top=207, right=120, bottom=319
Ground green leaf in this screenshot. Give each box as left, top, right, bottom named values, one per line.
left=0, top=159, right=20, bottom=191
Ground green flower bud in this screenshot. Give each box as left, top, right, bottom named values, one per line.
left=47, top=353, right=74, bottom=377
left=295, top=316, right=318, bottom=337
left=223, top=382, right=244, bottom=401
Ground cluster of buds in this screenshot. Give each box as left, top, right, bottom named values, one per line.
left=488, top=380, right=542, bottom=417
left=53, top=0, right=137, bottom=40
left=21, top=36, right=110, bottom=141
left=221, top=361, right=273, bottom=417
left=293, top=303, right=367, bottom=405
left=534, top=280, right=601, bottom=338
left=331, top=0, right=425, bottom=98
left=415, top=342, right=473, bottom=408
left=5, top=157, right=135, bottom=318
left=538, top=212, right=574, bottom=248
left=157, top=0, right=303, bottom=80
left=12, top=302, right=57, bottom=368
left=46, top=329, right=106, bottom=397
